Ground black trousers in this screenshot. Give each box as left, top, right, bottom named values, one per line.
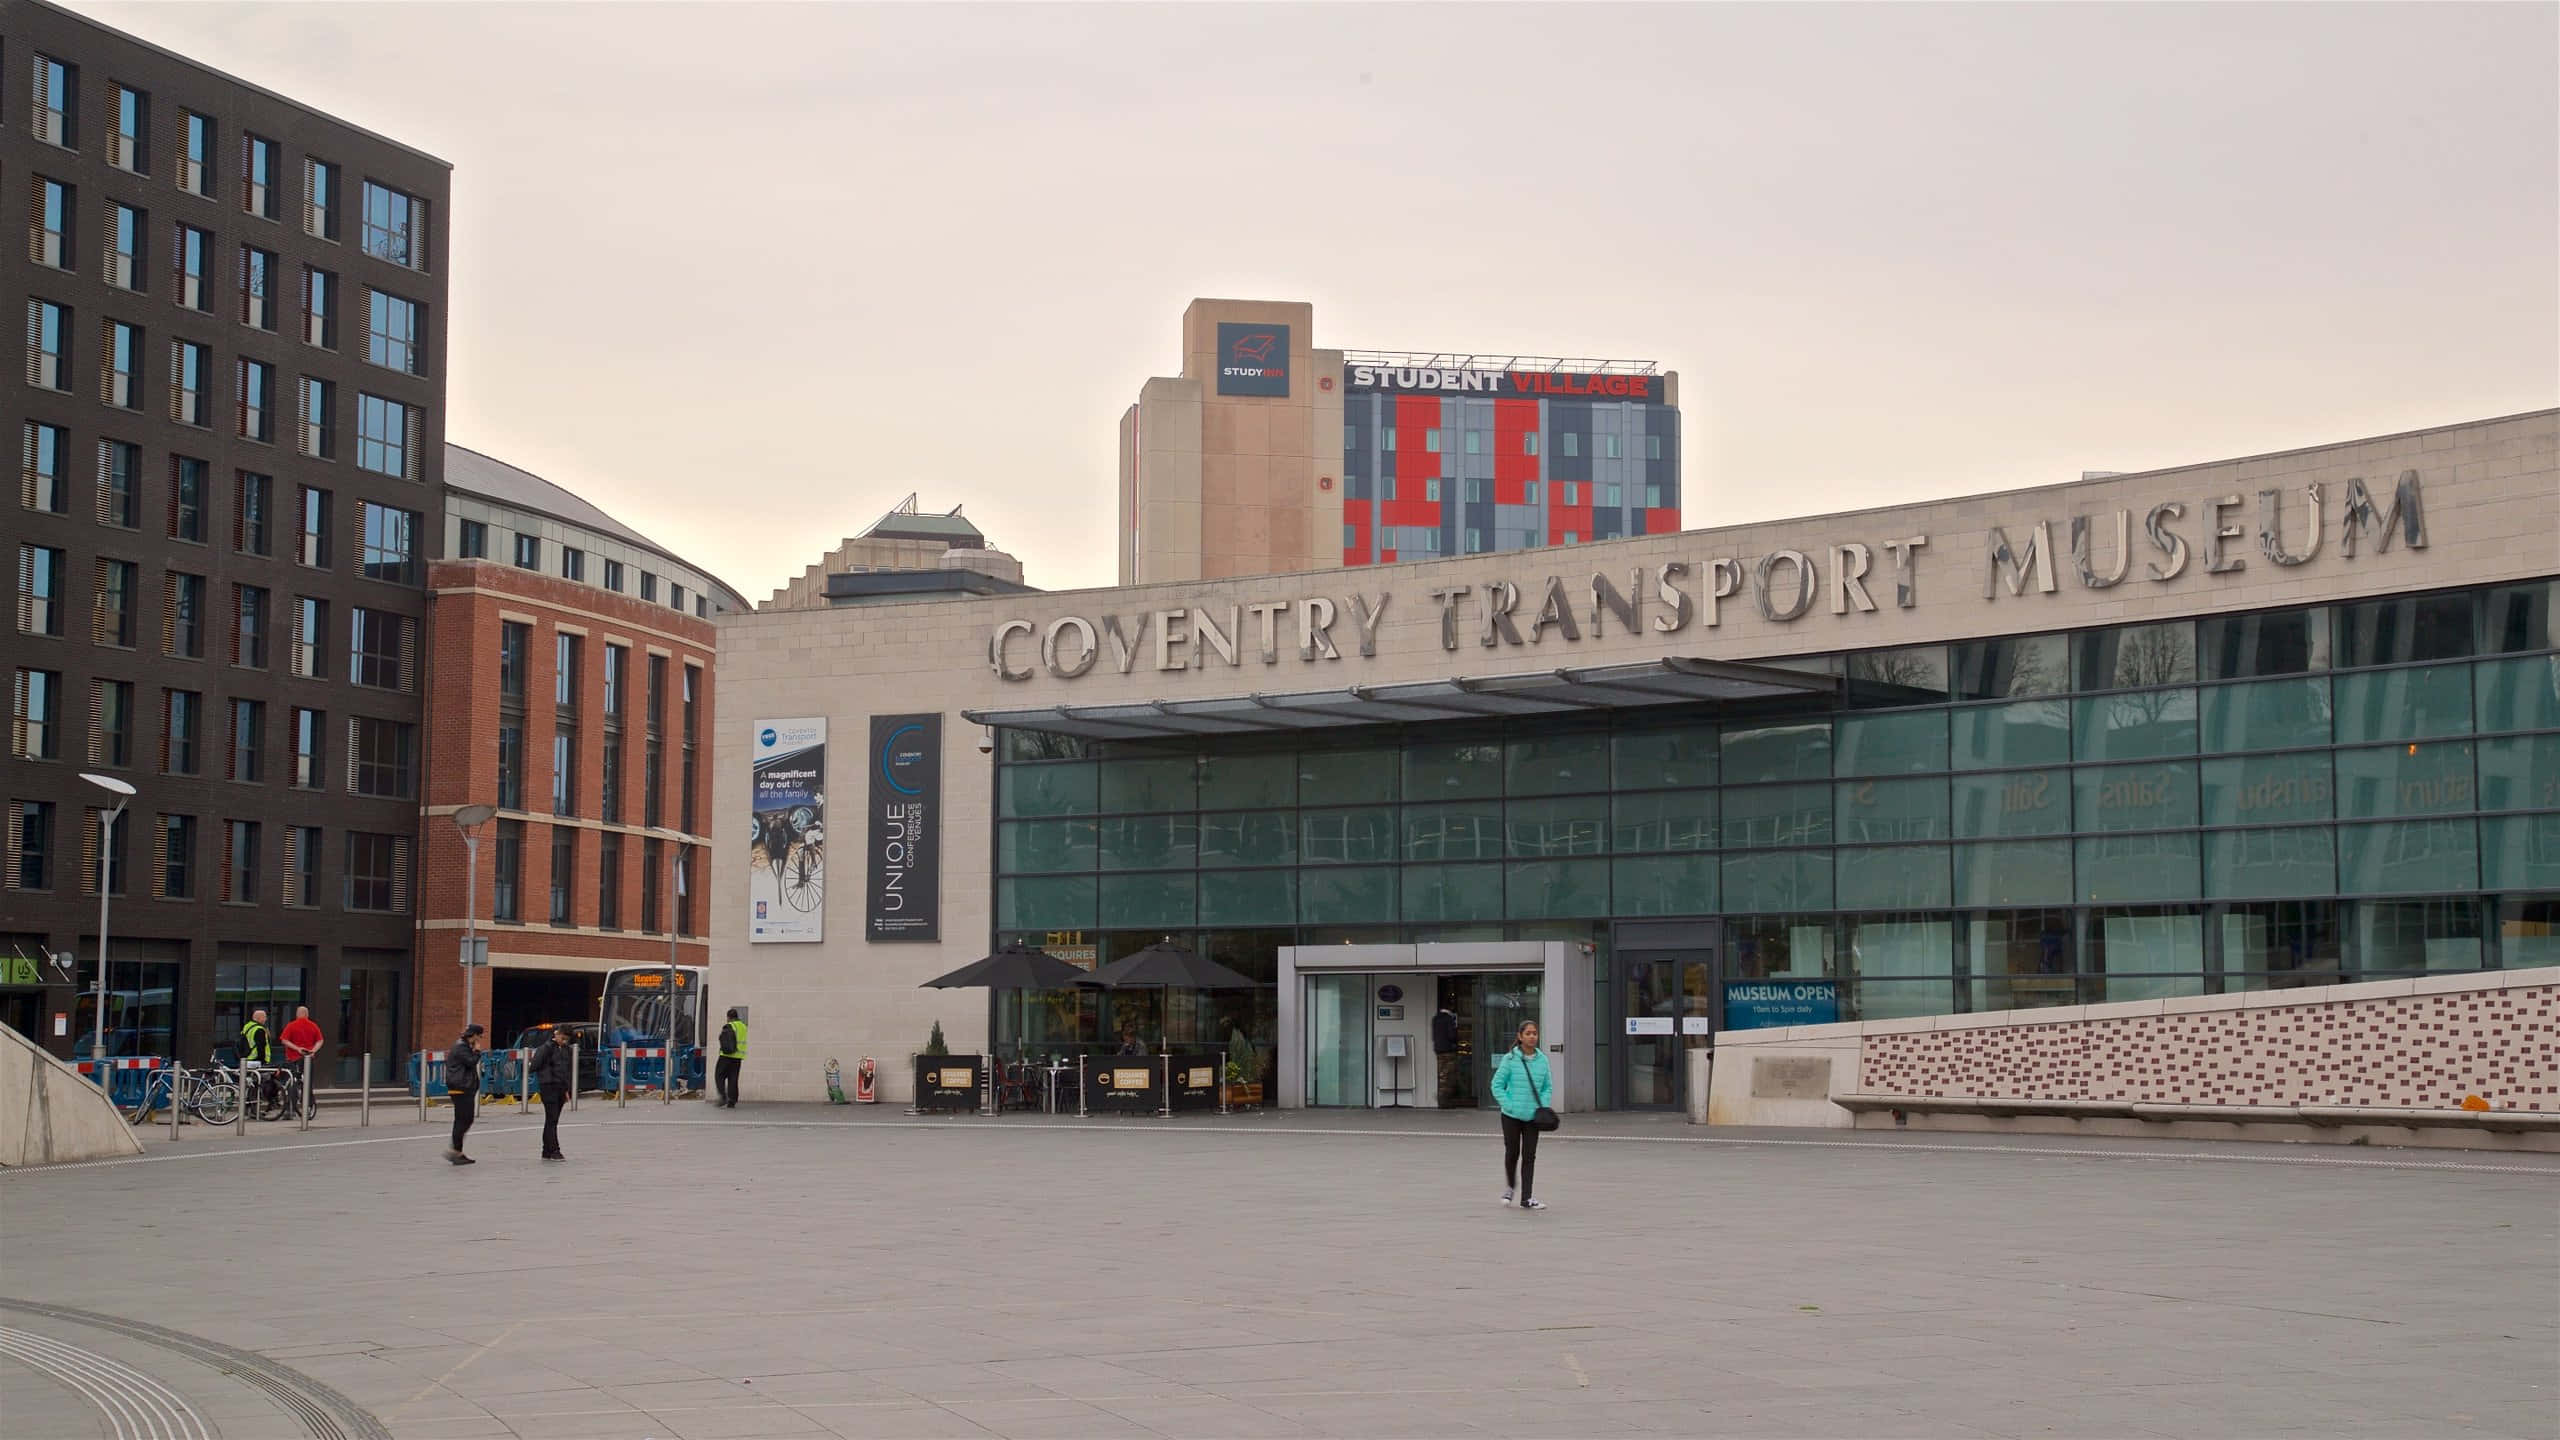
left=450, top=1090, right=476, bottom=1152
left=540, top=1086, right=567, bottom=1156
left=1501, top=1114, right=1540, bottom=1202
left=715, top=1056, right=741, bottom=1105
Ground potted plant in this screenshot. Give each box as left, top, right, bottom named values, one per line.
left=1222, top=1059, right=1263, bottom=1108
left=924, top=1021, right=949, bottom=1056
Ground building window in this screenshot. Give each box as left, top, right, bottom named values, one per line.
left=645, top=738, right=664, bottom=828
left=639, top=572, right=658, bottom=603
left=560, top=546, right=585, bottom=582
left=496, top=721, right=524, bottom=810
left=34, top=177, right=73, bottom=269
left=283, top=824, right=321, bottom=907
left=95, top=559, right=136, bottom=647
left=1647, top=434, right=1663, bottom=460
left=499, top=621, right=530, bottom=699
left=1602, top=433, right=1621, bottom=459
left=182, top=113, right=216, bottom=197
left=457, top=518, right=487, bottom=559
left=355, top=394, right=410, bottom=479
left=301, top=376, right=334, bottom=456
left=170, top=339, right=209, bottom=426
left=597, top=831, right=621, bottom=929
left=1522, top=432, right=1539, bottom=457
left=556, top=633, right=582, bottom=708
left=350, top=609, right=408, bottom=690
left=602, top=559, right=624, bottom=592
left=603, top=643, right=627, bottom=718
left=1560, top=433, right=1580, bottom=458
left=552, top=725, right=578, bottom=816
left=19, top=544, right=66, bottom=636
left=493, top=819, right=523, bottom=922
left=225, top=820, right=261, bottom=903
left=548, top=826, right=575, bottom=926
left=1465, top=527, right=1485, bottom=552
left=349, top=717, right=416, bottom=798
left=641, top=837, right=662, bottom=933
left=241, top=246, right=276, bottom=328
left=297, top=485, right=332, bottom=567
left=292, top=596, right=328, bottom=678
left=1381, top=427, right=1396, bottom=453
left=696, top=596, right=708, bottom=619
left=27, top=300, right=69, bottom=391
left=164, top=690, right=201, bottom=774
left=83, top=807, right=130, bottom=896
left=106, top=321, right=141, bottom=409
left=233, top=584, right=269, bottom=668
left=1562, top=531, right=1579, bottom=544
left=174, top=224, right=211, bottom=310
left=669, top=583, right=686, bottom=613
left=359, top=502, right=420, bottom=583
left=90, top=679, right=134, bottom=766
left=360, top=182, right=425, bottom=268
left=229, top=698, right=263, bottom=780
left=289, top=707, right=322, bottom=789
left=1601, top=482, right=1621, bottom=509
left=112, top=85, right=147, bottom=171
left=1465, top=430, right=1484, bottom=455
left=99, top=441, right=139, bottom=528
left=366, top=289, right=423, bottom=375
left=513, top=533, right=541, bottom=570
left=166, top=573, right=204, bottom=657
left=674, top=847, right=694, bottom=937
left=345, top=832, right=405, bottom=912
left=600, top=736, right=624, bottom=824
left=243, top=135, right=278, bottom=219
left=303, top=267, right=336, bottom=348
left=1562, top=482, right=1579, bottom=507
left=304, top=159, right=339, bottom=240
left=170, top=456, right=206, bottom=541
left=23, top=422, right=67, bottom=513
left=13, top=669, right=61, bottom=759
left=9, top=801, right=56, bottom=891
left=158, top=814, right=194, bottom=898
left=236, top=471, right=271, bottom=554
left=109, top=204, right=143, bottom=290
left=239, top=358, right=274, bottom=441
left=34, top=56, right=76, bottom=147
left=1646, top=482, right=1664, bottom=509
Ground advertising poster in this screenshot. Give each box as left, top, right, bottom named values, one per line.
left=1215, top=322, right=1290, bottom=396
left=866, top=714, right=942, bottom=942
left=749, top=718, right=826, bottom=943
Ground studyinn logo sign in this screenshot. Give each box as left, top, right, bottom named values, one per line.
left=1216, top=322, right=1290, bottom=397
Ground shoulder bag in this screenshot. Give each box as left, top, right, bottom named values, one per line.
left=1510, top=1049, right=1561, bottom=1133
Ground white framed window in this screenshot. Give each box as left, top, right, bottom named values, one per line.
left=1560, top=433, right=1580, bottom=458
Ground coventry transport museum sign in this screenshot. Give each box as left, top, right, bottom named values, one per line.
left=988, top=473, right=2426, bottom=682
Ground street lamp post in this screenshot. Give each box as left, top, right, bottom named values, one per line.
left=652, top=828, right=688, bottom=1102
left=452, top=805, right=497, bottom=1040
left=81, top=774, right=137, bottom=1066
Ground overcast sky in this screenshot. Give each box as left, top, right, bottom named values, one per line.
left=72, top=1, right=2558, bottom=602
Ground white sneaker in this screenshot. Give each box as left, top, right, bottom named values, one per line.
left=1522, top=1199, right=1547, bottom=1211
left=1499, top=1190, right=1513, bottom=1206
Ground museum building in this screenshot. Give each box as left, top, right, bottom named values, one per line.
left=712, top=410, right=2559, bottom=1112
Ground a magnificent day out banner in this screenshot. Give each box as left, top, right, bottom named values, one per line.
left=749, top=718, right=826, bottom=943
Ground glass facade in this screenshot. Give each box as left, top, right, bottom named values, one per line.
left=990, top=581, right=2560, bottom=1090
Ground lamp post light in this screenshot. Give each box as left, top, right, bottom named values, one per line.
left=452, top=805, right=498, bottom=1038
left=80, top=774, right=137, bottom=1065
left=651, top=827, right=689, bottom=1100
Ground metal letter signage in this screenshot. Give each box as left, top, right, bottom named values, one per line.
left=866, top=714, right=941, bottom=943
left=749, top=718, right=826, bottom=944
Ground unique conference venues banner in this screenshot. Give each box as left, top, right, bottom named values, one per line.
left=749, top=717, right=826, bottom=943
left=866, top=714, right=942, bottom=943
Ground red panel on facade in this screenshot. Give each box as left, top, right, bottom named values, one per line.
left=1644, top=507, right=1682, bottom=538
left=1343, top=497, right=1372, bottom=565
left=1493, top=398, right=1540, bottom=508
left=1383, top=396, right=1444, bottom=529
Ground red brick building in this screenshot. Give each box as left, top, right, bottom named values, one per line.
left=417, top=446, right=744, bottom=1051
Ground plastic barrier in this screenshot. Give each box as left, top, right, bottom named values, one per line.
left=407, top=1051, right=450, bottom=1099
left=76, top=1056, right=165, bottom=1112
left=598, top=1044, right=702, bottom=1096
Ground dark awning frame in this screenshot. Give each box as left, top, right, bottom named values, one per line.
left=961, top=656, right=1838, bottom=741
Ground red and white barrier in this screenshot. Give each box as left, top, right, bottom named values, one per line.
left=75, top=1057, right=165, bottom=1073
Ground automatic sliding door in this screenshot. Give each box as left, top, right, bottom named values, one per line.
left=1304, top=973, right=1370, bottom=1107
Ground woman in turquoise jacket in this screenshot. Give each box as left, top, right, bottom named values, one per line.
left=1488, top=1020, right=1552, bottom=1210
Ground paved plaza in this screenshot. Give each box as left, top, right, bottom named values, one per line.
left=3, top=1103, right=2555, bottom=1440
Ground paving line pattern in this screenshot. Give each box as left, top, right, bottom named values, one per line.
left=0, top=1324, right=212, bottom=1440
left=0, top=1298, right=386, bottom=1440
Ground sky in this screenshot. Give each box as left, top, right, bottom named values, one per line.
left=70, top=1, right=2559, bottom=603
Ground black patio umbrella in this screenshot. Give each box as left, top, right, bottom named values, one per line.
left=918, top=941, right=1089, bottom=991
left=1068, top=941, right=1257, bottom=1054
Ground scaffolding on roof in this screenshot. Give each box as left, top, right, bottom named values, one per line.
left=1339, top=350, right=1660, bottom=376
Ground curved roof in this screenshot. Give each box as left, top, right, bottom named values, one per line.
left=445, top=444, right=749, bottom=612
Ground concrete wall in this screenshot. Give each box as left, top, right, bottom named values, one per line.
left=1, top=1028, right=145, bottom=1167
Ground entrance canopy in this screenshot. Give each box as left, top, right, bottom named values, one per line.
left=963, top=656, right=1836, bottom=741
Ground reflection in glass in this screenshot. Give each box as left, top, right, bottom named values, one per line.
left=2219, top=900, right=2343, bottom=987
left=2353, top=898, right=2484, bottom=973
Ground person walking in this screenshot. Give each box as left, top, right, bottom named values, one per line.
left=444, top=1024, right=485, bottom=1166
left=531, top=1026, right=575, bottom=1160
left=714, top=1008, right=747, bottom=1108
left=1489, top=1020, right=1552, bottom=1211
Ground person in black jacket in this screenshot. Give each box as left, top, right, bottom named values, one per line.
left=531, top=1026, right=575, bottom=1161
left=1431, top=1005, right=1462, bottom=1107
left=445, top=1025, right=485, bottom=1166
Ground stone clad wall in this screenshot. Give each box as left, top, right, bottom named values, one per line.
left=1857, top=970, right=2559, bottom=1109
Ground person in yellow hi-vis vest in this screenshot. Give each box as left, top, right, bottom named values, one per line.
left=715, top=1009, right=747, bottom=1108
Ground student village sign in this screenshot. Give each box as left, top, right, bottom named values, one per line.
left=989, top=473, right=2427, bottom=682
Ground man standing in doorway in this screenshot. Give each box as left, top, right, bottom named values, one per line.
left=445, top=1024, right=484, bottom=1165
left=715, top=1008, right=747, bottom=1108
left=532, top=1025, right=574, bottom=1159
left=1432, top=1003, right=1461, bottom=1107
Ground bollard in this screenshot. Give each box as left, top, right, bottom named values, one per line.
left=1077, top=1055, right=1088, bottom=1119
left=234, top=1062, right=247, bottom=1138
left=1219, top=1048, right=1229, bottom=1117
left=168, top=1063, right=179, bottom=1143
left=360, top=1053, right=372, bottom=1128
left=570, top=1045, right=580, bottom=1112
left=298, top=1054, right=313, bottom=1132
left=662, top=1045, right=672, bottom=1106
left=417, top=1049, right=429, bottom=1125
left=617, top=1046, right=628, bottom=1108
left=518, top=1049, right=530, bottom=1112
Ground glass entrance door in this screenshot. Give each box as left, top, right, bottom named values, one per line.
left=1304, top=973, right=1371, bottom=1106
left=1471, top=972, right=1542, bottom=1109
left=1623, top=954, right=1710, bottom=1108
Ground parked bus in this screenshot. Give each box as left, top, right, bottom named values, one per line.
left=597, top=964, right=708, bottom=1094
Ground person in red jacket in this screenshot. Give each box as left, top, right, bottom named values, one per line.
left=280, top=1006, right=324, bottom=1066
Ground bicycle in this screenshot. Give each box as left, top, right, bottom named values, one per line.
left=124, top=1061, right=242, bottom=1127
left=248, top=1063, right=318, bottom=1123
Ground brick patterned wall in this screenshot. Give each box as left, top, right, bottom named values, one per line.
left=1859, top=974, right=2560, bottom=1110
